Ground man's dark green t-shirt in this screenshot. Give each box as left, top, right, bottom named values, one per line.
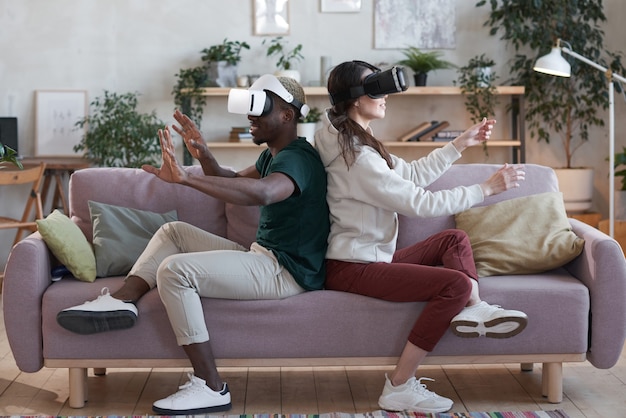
left=255, top=138, right=329, bottom=291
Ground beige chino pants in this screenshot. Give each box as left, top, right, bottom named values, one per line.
left=128, top=221, right=305, bottom=345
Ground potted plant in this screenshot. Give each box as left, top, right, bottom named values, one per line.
left=263, top=36, right=304, bottom=82
left=74, top=91, right=165, bottom=168
left=397, top=46, right=456, bottom=86
left=201, top=38, right=250, bottom=87
left=477, top=0, right=626, bottom=212
left=297, top=106, right=322, bottom=144
left=456, top=54, right=499, bottom=156
left=0, top=143, right=22, bottom=169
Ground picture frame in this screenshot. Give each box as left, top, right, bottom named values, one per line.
left=320, top=0, right=362, bottom=12
left=253, top=0, right=290, bottom=36
left=35, top=90, right=88, bottom=157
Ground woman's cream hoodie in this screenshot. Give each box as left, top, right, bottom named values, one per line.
left=314, top=111, right=484, bottom=264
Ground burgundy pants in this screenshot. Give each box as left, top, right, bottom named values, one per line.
left=325, top=229, right=476, bottom=352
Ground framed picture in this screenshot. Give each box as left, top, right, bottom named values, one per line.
left=374, top=0, right=456, bottom=49
left=321, top=0, right=361, bottom=12
left=35, top=90, right=88, bottom=157
left=253, top=0, right=290, bottom=36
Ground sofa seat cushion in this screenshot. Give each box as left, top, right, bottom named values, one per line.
left=41, top=269, right=589, bottom=361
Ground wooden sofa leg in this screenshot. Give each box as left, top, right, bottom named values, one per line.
left=542, top=362, right=563, bottom=403
left=68, top=367, right=88, bottom=408
left=93, top=367, right=106, bottom=376
left=520, top=363, right=534, bottom=372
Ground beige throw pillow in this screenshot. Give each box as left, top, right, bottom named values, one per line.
left=454, top=192, right=585, bottom=277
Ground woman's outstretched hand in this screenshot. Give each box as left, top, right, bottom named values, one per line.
left=452, top=118, right=496, bottom=152
left=479, top=163, right=525, bottom=197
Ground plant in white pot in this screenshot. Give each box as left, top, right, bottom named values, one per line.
left=478, top=0, right=626, bottom=213
left=297, top=107, right=322, bottom=145
left=201, top=38, right=250, bottom=87
left=264, top=36, right=304, bottom=82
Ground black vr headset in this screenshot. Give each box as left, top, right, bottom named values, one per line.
left=329, top=62, right=408, bottom=105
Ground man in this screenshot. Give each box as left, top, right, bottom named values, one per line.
left=56, top=75, right=330, bottom=415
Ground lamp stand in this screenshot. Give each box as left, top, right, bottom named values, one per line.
left=561, top=47, right=625, bottom=238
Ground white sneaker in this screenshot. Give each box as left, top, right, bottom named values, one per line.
left=56, top=287, right=138, bottom=334
left=378, top=374, right=453, bottom=413
left=450, top=301, right=528, bottom=338
left=152, top=373, right=232, bottom=415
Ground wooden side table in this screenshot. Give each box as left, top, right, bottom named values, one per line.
left=568, top=211, right=602, bottom=229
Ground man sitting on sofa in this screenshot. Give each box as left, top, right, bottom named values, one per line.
left=56, top=75, right=330, bottom=415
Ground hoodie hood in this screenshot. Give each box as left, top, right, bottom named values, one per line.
left=314, top=109, right=346, bottom=168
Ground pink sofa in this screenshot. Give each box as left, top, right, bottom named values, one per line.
left=3, top=164, right=626, bottom=408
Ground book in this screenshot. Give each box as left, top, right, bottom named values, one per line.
left=409, top=121, right=450, bottom=141
left=432, top=129, right=465, bottom=141
left=398, top=121, right=433, bottom=142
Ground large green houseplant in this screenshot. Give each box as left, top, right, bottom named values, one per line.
left=477, top=0, right=625, bottom=169
left=74, top=91, right=164, bottom=168
left=397, top=46, right=456, bottom=86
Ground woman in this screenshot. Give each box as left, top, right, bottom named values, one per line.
left=314, top=60, right=528, bottom=413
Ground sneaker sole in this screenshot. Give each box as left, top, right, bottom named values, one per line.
left=450, top=316, right=528, bottom=339
left=152, top=401, right=232, bottom=415
left=378, top=398, right=452, bottom=413
left=57, top=310, right=137, bottom=334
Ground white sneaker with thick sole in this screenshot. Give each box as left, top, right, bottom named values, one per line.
left=378, top=374, right=453, bottom=413
left=56, top=287, right=138, bottom=334
left=450, top=301, right=528, bottom=338
left=152, top=373, right=232, bottom=415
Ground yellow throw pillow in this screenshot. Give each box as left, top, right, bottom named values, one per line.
left=454, top=192, right=584, bottom=277
left=36, top=209, right=96, bottom=282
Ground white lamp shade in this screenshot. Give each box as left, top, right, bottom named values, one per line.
left=533, top=47, right=572, bottom=77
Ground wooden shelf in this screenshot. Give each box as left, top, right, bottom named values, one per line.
left=206, top=140, right=521, bottom=149
left=191, top=86, right=525, bottom=97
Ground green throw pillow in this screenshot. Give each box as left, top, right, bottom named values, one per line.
left=36, top=209, right=97, bottom=282
left=88, top=200, right=177, bottom=278
left=454, top=192, right=585, bottom=277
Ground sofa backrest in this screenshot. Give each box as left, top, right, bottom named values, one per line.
left=396, top=163, right=559, bottom=249
left=69, top=163, right=558, bottom=251
left=69, top=166, right=228, bottom=242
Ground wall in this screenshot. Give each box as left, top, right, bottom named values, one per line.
left=1, top=0, right=625, bottom=267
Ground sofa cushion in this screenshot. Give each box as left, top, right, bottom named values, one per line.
left=36, top=209, right=96, bottom=282
left=455, top=191, right=585, bottom=277
left=89, top=200, right=178, bottom=277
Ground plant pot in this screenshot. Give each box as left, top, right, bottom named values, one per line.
left=274, top=69, right=301, bottom=83
left=475, top=66, right=492, bottom=88
left=207, top=61, right=238, bottom=87
left=414, top=73, right=427, bottom=86
left=297, top=122, right=318, bottom=145
left=554, top=168, right=594, bottom=213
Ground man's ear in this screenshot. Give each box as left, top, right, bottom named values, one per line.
left=283, top=107, right=296, bottom=122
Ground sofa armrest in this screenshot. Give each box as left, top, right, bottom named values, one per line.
left=565, top=219, right=626, bottom=369
left=2, top=232, right=53, bottom=372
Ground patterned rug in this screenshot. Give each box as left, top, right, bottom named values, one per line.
left=0, top=412, right=571, bottom=418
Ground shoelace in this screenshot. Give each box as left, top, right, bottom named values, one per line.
left=410, top=377, right=438, bottom=398
left=169, top=373, right=205, bottom=399
left=83, top=287, right=110, bottom=304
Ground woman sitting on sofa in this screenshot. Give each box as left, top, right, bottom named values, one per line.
left=314, top=60, right=528, bottom=414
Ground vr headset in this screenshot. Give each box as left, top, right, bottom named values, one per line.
left=329, top=64, right=408, bottom=105
left=228, top=74, right=310, bottom=118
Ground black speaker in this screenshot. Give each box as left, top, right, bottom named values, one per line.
left=0, top=117, right=18, bottom=155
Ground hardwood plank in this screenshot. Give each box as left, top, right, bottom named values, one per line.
left=313, top=367, right=355, bottom=413
left=281, top=367, right=318, bottom=414
left=244, top=367, right=281, bottom=413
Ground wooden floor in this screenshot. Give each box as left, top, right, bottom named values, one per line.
left=0, top=298, right=625, bottom=418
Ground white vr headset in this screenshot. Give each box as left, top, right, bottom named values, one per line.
left=228, top=74, right=310, bottom=118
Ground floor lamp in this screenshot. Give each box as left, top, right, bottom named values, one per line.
left=533, top=39, right=626, bottom=238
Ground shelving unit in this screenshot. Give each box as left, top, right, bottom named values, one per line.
left=193, top=86, right=526, bottom=163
